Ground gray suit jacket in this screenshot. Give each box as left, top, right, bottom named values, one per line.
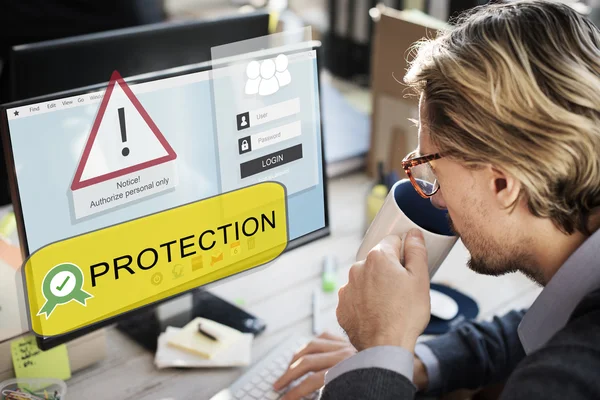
left=320, top=288, right=600, bottom=399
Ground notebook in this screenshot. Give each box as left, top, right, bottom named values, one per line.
left=166, top=317, right=244, bottom=359
left=156, top=326, right=252, bottom=369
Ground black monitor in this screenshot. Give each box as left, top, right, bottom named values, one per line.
left=0, top=12, right=270, bottom=208
left=8, top=11, right=270, bottom=102
left=1, top=43, right=329, bottom=350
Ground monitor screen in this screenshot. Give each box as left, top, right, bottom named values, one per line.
left=1, top=47, right=328, bottom=346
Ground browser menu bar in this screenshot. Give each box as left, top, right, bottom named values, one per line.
left=6, top=69, right=211, bottom=121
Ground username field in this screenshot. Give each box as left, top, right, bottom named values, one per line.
left=243, top=98, right=300, bottom=129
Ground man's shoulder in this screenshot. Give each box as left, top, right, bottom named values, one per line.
left=545, top=286, right=600, bottom=348
left=569, top=286, right=600, bottom=323
left=546, top=286, right=600, bottom=348
left=501, top=289, right=600, bottom=399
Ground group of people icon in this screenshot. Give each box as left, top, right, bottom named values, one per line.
left=245, top=54, right=291, bottom=96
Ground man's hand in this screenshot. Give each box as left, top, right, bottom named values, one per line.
left=336, top=229, right=431, bottom=352
left=273, top=332, right=356, bottom=400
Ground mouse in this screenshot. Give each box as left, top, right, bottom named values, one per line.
left=430, top=289, right=459, bottom=320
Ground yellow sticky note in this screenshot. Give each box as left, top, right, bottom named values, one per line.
left=11, top=335, right=71, bottom=380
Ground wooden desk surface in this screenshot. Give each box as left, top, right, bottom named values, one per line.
left=67, top=173, right=541, bottom=399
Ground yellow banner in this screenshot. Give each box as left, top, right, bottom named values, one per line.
left=24, top=182, right=288, bottom=337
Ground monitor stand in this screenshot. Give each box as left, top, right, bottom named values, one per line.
left=117, top=289, right=246, bottom=352
left=116, top=288, right=206, bottom=352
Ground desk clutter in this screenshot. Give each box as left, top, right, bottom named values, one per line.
left=154, top=318, right=253, bottom=369
left=3, top=335, right=70, bottom=399
left=0, top=378, right=66, bottom=400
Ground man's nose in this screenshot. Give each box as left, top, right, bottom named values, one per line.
left=430, top=190, right=447, bottom=210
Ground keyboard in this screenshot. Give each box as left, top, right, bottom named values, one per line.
left=210, top=334, right=320, bottom=400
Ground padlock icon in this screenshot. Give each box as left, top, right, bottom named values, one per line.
left=239, top=137, right=251, bottom=154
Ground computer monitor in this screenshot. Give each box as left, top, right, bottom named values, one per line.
left=0, top=12, right=270, bottom=209
left=0, top=43, right=329, bottom=350
left=7, top=11, right=270, bottom=102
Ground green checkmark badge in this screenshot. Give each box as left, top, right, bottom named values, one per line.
left=37, top=263, right=93, bottom=319
left=56, top=275, right=70, bottom=291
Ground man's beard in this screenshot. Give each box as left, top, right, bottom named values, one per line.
left=446, top=214, right=544, bottom=284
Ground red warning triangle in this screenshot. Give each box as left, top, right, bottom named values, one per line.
left=71, top=71, right=177, bottom=191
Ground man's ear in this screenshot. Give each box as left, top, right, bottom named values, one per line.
left=488, top=166, right=521, bottom=208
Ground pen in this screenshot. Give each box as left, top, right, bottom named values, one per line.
left=312, top=288, right=321, bottom=335
left=197, top=323, right=219, bottom=341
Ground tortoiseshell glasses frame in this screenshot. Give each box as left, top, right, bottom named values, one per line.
left=401, top=150, right=443, bottom=198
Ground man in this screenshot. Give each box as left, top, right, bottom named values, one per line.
left=273, top=1, right=600, bottom=398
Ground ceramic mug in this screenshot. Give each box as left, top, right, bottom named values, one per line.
left=356, top=179, right=458, bottom=278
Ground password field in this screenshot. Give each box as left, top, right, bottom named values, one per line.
left=251, top=121, right=301, bottom=150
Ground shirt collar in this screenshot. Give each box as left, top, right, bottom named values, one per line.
left=518, top=228, right=600, bottom=354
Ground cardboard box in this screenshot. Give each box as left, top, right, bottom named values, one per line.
left=367, top=7, right=449, bottom=177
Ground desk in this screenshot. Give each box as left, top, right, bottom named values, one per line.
left=66, top=172, right=541, bottom=399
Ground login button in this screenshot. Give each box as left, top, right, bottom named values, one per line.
left=240, top=144, right=303, bottom=179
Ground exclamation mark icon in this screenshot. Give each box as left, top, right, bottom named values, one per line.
left=118, top=107, right=129, bottom=156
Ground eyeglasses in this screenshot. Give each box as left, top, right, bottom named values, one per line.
left=401, top=150, right=443, bottom=198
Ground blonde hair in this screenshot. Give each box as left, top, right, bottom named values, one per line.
left=405, top=0, right=600, bottom=235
